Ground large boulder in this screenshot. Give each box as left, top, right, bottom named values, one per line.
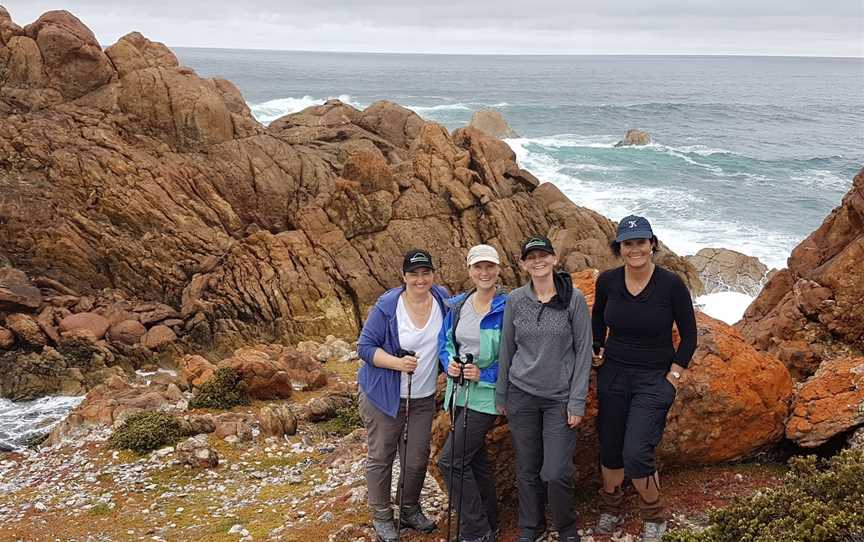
left=687, top=247, right=770, bottom=296
left=217, top=347, right=294, bottom=400
left=431, top=270, right=793, bottom=510
left=468, top=109, right=518, bottom=139
left=786, top=357, right=864, bottom=447
left=58, top=312, right=110, bottom=340
left=738, top=169, right=864, bottom=379
left=178, top=354, right=217, bottom=390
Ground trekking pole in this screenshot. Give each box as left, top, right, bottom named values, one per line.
left=455, top=353, right=473, bottom=542
left=446, top=355, right=466, bottom=542
left=395, top=349, right=415, bottom=542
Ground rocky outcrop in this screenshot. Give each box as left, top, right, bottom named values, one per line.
left=738, top=169, right=864, bottom=379
left=468, top=109, right=518, bottom=139
left=431, top=270, right=793, bottom=505
left=687, top=247, right=769, bottom=297
left=0, top=265, right=187, bottom=400
left=0, top=8, right=702, bottom=371
left=614, top=129, right=651, bottom=147
left=786, top=357, right=864, bottom=447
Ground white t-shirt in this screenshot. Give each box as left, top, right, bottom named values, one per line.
left=396, top=295, right=442, bottom=399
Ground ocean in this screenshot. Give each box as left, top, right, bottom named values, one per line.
left=1, top=51, right=861, bottom=450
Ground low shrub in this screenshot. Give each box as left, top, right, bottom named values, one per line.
left=664, top=449, right=864, bottom=542
left=319, top=397, right=363, bottom=437
left=108, top=411, right=185, bottom=454
left=188, top=367, right=250, bottom=410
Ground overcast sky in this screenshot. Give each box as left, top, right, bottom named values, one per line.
left=3, top=1, right=863, bottom=56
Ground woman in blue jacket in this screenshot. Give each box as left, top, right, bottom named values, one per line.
left=437, top=244, right=507, bottom=542
left=357, top=248, right=449, bottom=542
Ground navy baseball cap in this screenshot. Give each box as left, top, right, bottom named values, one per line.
left=520, top=235, right=555, bottom=260
left=402, top=248, right=435, bottom=273
left=615, top=215, right=654, bottom=242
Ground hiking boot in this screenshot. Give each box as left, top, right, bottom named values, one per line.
left=372, top=517, right=398, bottom=542
left=399, top=504, right=436, bottom=533
left=370, top=505, right=397, bottom=542
left=516, top=529, right=547, bottom=542
left=642, top=520, right=667, bottom=542
left=595, top=512, right=624, bottom=534
left=558, top=532, right=581, bottom=542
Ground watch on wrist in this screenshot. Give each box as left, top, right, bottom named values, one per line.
left=670, top=370, right=681, bottom=379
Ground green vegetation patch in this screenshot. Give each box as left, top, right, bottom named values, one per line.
left=318, top=397, right=362, bottom=437
left=188, top=367, right=250, bottom=410
left=109, top=411, right=186, bottom=455
left=665, top=449, right=864, bottom=542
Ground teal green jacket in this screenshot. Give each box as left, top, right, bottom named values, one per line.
left=437, top=289, right=507, bottom=415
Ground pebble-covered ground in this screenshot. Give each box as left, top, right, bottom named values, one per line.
left=0, top=421, right=785, bottom=542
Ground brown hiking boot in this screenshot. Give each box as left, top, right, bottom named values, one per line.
left=595, top=486, right=625, bottom=534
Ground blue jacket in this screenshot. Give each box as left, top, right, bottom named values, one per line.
left=357, top=284, right=449, bottom=418
left=437, top=289, right=507, bottom=415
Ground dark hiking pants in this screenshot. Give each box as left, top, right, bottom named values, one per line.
left=437, top=406, right=499, bottom=540
left=596, top=363, right=677, bottom=479
left=506, top=385, right=579, bottom=537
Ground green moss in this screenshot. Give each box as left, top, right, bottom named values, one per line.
left=318, top=397, right=362, bottom=437
left=664, top=449, right=864, bottom=542
left=109, top=411, right=186, bottom=455
left=188, top=367, right=250, bottom=411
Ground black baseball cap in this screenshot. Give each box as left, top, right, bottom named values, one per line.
left=402, top=248, right=435, bottom=273
left=615, top=215, right=654, bottom=242
left=520, top=235, right=555, bottom=260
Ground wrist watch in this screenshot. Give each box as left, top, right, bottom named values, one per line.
left=670, top=370, right=681, bottom=379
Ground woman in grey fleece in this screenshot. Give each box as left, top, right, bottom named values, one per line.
left=495, top=235, right=593, bottom=542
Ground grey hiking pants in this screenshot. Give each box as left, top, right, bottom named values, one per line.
left=359, top=392, right=436, bottom=512
left=506, top=384, right=579, bottom=537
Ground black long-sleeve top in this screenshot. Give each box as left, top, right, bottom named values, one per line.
left=592, top=265, right=698, bottom=370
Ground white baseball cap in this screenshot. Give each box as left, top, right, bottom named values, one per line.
left=466, top=244, right=500, bottom=267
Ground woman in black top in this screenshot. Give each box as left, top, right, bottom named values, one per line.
left=591, top=215, right=697, bottom=542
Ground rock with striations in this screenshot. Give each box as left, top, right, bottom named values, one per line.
left=738, top=169, right=864, bottom=380
left=0, top=267, right=42, bottom=311
left=5, top=313, right=47, bottom=347
left=0, top=8, right=701, bottom=362
left=431, top=270, right=793, bottom=512
left=785, top=356, right=864, bottom=447
left=614, top=129, right=651, bottom=147
left=468, top=109, right=518, bottom=139
left=687, top=247, right=770, bottom=297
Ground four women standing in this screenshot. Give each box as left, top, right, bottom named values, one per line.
left=357, top=221, right=697, bottom=542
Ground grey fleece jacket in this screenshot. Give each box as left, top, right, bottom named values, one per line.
left=495, top=276, right=593, bottom=416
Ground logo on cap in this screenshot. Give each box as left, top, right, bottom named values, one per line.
left=525, top=238, right=546, bottom=249
left=628, top=220, right=638, bottom=228
left=410, top=254, right=429, bottom=263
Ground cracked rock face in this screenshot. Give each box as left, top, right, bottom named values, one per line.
left=738, top=169, right=864, bottom=379
left=0, top=8, right=702, bottom=357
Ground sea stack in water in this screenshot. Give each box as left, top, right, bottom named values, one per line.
left=614, top=128, right=651, bottom=147
left=468, top=109, right=518, bottom=138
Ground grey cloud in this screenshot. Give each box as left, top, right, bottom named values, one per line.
left=1, top=0, right=861, bottom=55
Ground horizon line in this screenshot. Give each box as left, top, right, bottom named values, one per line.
left=166, top=45, right=863, bottom=60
